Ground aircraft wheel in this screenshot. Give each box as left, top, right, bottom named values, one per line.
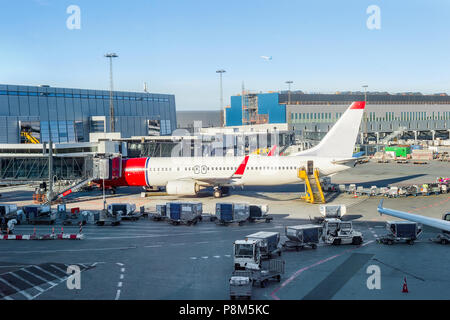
left=213, top=189, right=222, bottom=198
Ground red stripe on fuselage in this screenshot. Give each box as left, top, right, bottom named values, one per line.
left=97, top=158, right=148, bottom=187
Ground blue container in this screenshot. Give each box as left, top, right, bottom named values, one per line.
left=216, top=203, right=234, bottom=222
left=169, top=203, right=181, bottom=220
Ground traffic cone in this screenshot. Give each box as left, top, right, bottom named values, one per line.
left=79, top=222, right=83, bottom=234
left=61, top=227, right=64, bottom=235
left=402, top=277, right=408, bottom=293
left=353, top=191, right=358, bottom=198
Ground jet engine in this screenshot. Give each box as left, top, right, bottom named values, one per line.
left=166, top=181, right=198, bottom=196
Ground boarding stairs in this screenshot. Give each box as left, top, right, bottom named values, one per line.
left=298, top=166, right=326, bottom=204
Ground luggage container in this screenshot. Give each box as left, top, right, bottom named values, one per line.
left=167, top=202, right=202, bottom=225
left=60, top=206, right=88, bottom=225
left=430, top=183, right=441, bottom=195
left=348, top=184, right=356, bottom=194
left=96, top=208, right=121, bottom=226
left=338, top=184, right=346, bottom=193
left=245, top=231, right=281, bottom=259
left=369, top=186, right=378, bottom=196
left=316, top=205, right=346, bottom=222
left=215, top=203, right=249, bottom=225
left=108, top=203, right=140, bottom=221
left=282, top=224, right=322, bottom=251
left=0, top=204, right=18, bottom=220
left=23, top=205, right=56, bottom=225
left=406, top=185, right=419, bottom=196
left=154, top=204, right=167, bottom=221
left=386, top=187, right=399, bottom=198
left=377, top=221, right=422, bottom=245
left=248, top=204, right=272, bottom=223
left=421, top=184, right=430, bottom=196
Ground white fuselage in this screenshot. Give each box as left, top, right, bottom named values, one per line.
left=143, top=155, right=352, bottom=187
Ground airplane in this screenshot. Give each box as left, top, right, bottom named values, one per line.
left=97, top=101, right=366, bottom=198
left=260, top=56, right=272, bottom=61
left=377, top=199, right=450, bottom=232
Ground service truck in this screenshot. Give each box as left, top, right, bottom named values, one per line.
left=322, top=218, right=363, bottom=245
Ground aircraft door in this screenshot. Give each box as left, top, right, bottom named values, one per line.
left=307, top=160, right=314, bottom=175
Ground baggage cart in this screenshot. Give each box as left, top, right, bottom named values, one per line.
left=248, top=204, right=272, bottom=223
left=215, top=203, right=249, bottom=225
left=246, top=231, right=281, bottom=259
left=377, top=221, right=422, bottom=245
left=282, top=224, right=322, bottom=251
left=229, top=271, right=252, bottom=300
left=167, top=202, right=202, bottom=225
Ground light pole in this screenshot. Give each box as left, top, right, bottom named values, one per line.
left=105, top=53, right=118, bottom=132
left=216, top=69, right=226, bottom=126
left=285, top=81, right=293, bottom=104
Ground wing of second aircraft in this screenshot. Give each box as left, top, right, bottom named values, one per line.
left=377, top=199, right=450, bottom=232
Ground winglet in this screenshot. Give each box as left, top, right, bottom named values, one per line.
left=350, top=101, right=366, bottom=110
left=267, top=145, right=277, bottom=156
left=378, top=199, right=384, bottom=215
left=234, top=156, right=249, bottom=176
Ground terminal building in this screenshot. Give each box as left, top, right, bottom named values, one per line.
left=0, top=84, right=177, bottom=144
left=225, top=91, right=450, bottom=145
left=0, top=83, right=177, bottom=183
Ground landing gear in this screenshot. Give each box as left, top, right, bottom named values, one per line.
left=213, top=186, right=230, bottom=198
left=213, top=188, right=222, bottom=198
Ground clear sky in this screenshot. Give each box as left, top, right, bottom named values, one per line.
left=1, top=0, right=449, bottom=110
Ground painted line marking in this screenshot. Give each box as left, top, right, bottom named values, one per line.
left=115, top=289, right=121, bottom=300
left=0, top=277, right=33, bottom=300
left=33, top=266, right=63, bottom=281
left=271, top=240, right=375, bottom=300
left=118, top=282, right=122, bottom=288
left=8, top=273, right=44, bottom=293
left=120, top=274, right=124, bottom=280
left=121, top=268, right=125, bottom=273
left=116, top=263, right=124, bottom=266
left=21, top=268, right=56, bottom=286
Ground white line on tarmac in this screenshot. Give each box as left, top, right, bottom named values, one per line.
left=0, top=277, right=33, bottom=300
left=115, top=289, right=121, bottom=300
left=0, top=246, right=137, bottom=254
left=21, top=268, right=56, bottom=286
left=8, top=273, right=44, bottom=292
left=116, top=263, right=124, bottom=266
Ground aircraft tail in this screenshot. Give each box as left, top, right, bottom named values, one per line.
left=293, top=101, right=365, bottom=158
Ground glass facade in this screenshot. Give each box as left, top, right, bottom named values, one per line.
left=0, top=84, right=177, bottom=143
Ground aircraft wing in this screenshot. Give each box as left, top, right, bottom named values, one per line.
left=377, top=200, right=450, bottom=232
left=177, top=155, right=249, bottom=187
left=331, top=158, right=358, bottom=165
